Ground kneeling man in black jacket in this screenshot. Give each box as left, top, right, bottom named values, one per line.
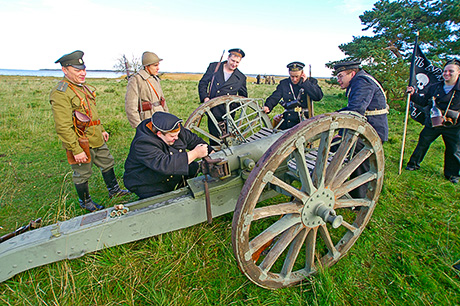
left=124, top=112, right=212, bottom=199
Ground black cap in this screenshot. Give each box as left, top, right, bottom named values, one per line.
left=333, top=60, right=361, bottom=74
left=228, top=48, right=245, bottom=58
left=55, top=50, right=86, bottom=69
left=151, top=112, right=183, bottom=133
left=287, top=61, right=305, bottom=71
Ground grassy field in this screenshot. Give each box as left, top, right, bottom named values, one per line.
left=0, top=74, right=459, bottom=305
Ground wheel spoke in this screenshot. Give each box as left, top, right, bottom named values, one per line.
left=281, top=228, right=308, bottom=276
left=313, top=129, right=335, bottom=188
left=325, top=130, right=359, bottom=186
left=335, top=198, right=372, bottom=209
left=189, top=125, right=221, bottom=144
left=318, top=224, right=340, bottom=260
left=247, top=214, right=300, bottom=260
left=304, top=227, right=318, bottom=273
left=292, top=137, right=316, bottom=196
left=330, top=147, right=374, bottom=189
left=253, top=202, right=302, bottom=221
left=204, top=109, right=222, bottom=136
left=263, top=171, right=308, bottom=203
left=259, top=224, right=303, bottom=272
left=334, top=172, right=378, bottom=198
left=340, top=220, right=359, bottom=233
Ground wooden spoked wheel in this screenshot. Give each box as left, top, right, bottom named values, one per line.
left=232, top=113, right=384, bottom=289
left=184, top=96, right=272, bottom=149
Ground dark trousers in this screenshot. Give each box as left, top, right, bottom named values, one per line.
left=349, top=140, right=370, bottom=199
left=407, top=125, right=460, bottom=179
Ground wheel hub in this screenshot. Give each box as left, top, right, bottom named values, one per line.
left=301, top=188, right=341, bottom=228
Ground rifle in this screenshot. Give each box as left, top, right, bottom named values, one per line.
left=0, top=218, right=42, bottom=243
left=207, top=50, right=225, bottom=100
left=306, top=64, right=314, bottom=118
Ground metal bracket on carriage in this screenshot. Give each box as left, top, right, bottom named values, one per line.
left=218, top=121, right=233, bottom=147
left=201, top=156, right=230, bottom=179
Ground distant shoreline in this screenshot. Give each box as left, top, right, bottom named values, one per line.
left=0, top=69, right=328, bottom=79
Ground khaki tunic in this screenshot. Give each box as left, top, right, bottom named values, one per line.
left=125, top=69, right=168, bottom=128
left=50, top=78, right=105, bottom=155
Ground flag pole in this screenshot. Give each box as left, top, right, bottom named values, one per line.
left=398, top=32, right=419, bottom=174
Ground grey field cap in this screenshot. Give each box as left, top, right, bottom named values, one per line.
left=142, top=51, right=163, bottom=66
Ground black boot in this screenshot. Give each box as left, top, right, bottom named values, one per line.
left=102, top=168, right=130, bottom=198
left=74, top=182, right=105, bottom=212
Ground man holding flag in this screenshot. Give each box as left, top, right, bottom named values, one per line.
left=405, top=58, right=460, bottom=183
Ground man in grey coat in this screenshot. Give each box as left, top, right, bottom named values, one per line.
left=125, top=51, right=169, bottom=128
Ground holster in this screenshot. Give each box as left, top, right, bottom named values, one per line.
left=66, top=138, right=91, bottom=164
left=66, top=111, right=92, bottom=164
left=139, top=101, right=152, bottom=112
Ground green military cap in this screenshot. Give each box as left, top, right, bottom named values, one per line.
left=55, top=50, right=86, bottom=69
left=151, top=112, right=183, bottom=133
left=287, top=61, right=305, bottom=71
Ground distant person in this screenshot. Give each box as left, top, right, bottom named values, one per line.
left=125, top=51, right=168, bottom=129
left=256, top=74, right=261, bottom=84
left=198, top=49, right=247, bottom=144
left=333, top=60, right=388, bottom=198
left=50, top=50, right=129, bottom=212
left=124, top=112, right=213, bottom=199
left=263, top=62, right=323, bottom=130
left=405, top=59, right=460, bottom=183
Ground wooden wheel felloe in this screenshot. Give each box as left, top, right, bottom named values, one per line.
left=231, top=113, right=385, bottom=289
left=184, top=95, right=272, bottom=149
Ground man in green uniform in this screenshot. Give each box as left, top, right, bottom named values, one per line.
left=50, top=50, right=129, bottom=212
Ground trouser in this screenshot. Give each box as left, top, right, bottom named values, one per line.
left=349, top=140, right=370, bottom=199
left=70, top=143, right=115, bottom=184
left=407, top=125, right=460, bottom=179
left=207, top=102, right=239, bottom=146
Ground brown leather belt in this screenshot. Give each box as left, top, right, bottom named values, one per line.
left=89, top=119, right=101, bottom=126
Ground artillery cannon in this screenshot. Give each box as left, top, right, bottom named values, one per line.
left=0, top=97, right=384, bottom=289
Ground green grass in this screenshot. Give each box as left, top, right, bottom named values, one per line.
left=0, top=75, right=459, bottom=305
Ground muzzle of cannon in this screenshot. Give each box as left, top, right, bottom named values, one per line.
left=0, top=97, right=384, bottom=289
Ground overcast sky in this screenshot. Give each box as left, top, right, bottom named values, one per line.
left=0, top=0, right=378, bottom=77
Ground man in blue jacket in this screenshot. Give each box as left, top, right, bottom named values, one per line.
left=123, top=112, right=212, bottom=199
left=198, top=49, right=247, bottom=144
left=333, top=61, right=389, bottom=198
left=334, top=60, right=389, bottom=142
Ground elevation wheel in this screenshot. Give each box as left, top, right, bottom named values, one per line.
left=185, top=96, right=272, bottom=149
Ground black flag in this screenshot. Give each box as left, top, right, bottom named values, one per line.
left=408, top=41, right=443, bottom=124
left=409, top=44, right=443, bottom=96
